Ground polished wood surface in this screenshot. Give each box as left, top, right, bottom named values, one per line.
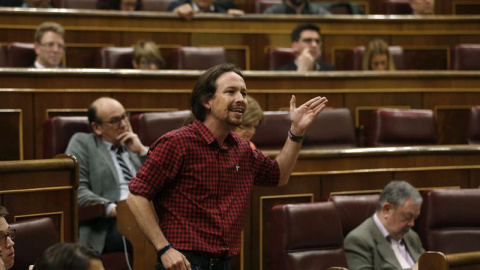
left=117, top=200, right=157, bottom=270
left=420, top=251, right=480, bottom=270
left=2, top=69, right=480, bottom=160
left=265, top=145, right=480, bottom=172
left=0, top=155, right=79, bottom=243
left=1, top=9, right=479, bottom=70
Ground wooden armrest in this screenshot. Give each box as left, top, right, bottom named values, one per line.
left=78, top=203, right=105, bottom=222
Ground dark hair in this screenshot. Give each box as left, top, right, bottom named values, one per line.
left=376, top=181, right=423, bottom=212
left=96, top=0, right=142, bottom=10
left=291, top=24, right=320, bottom=42
left=190, top=63, right=243, bottom=121
left=0, top=206, right=8, bottom=218
left=33, top=243, right=102, bottom=270
left=87, top=104, right=99, bottom=124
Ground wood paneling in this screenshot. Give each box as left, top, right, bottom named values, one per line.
left=0, top=155, right=79, bottom=244
left=1, top=9, right=479, bottom=70
left=2, top=69, right=480, bottom=159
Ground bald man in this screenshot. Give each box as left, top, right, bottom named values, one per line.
left=65, top=97, right=147, bottom=255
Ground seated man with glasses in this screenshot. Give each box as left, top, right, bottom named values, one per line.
left=0, top=205, right=15, bottom=270
left=65, top=97, right=148, bottom=256
left=277, top=24, right=335, bottom=71
left=33, top=21, right=65, bottom=68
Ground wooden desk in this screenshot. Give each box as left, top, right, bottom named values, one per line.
left=0, top=155, right=79, bottom=243
left=420, top=251, right=480, bottom=270
left=2, top=69, right=480, bottom=160
left=1, top=9, right=479, bottom=70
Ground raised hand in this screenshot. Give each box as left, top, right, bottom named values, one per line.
left=296, top=48, right=316, bottom=71
left=117, top=120, right=147, bottom=155
left=289, top=95, right=328, bottom=136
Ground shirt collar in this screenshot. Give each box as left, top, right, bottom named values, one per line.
left=193, top=119, right=239, bottom=148
left=102, top=140, right=125, bottom=153
left=34, top=61, right=46, bottom=68
left=191, top=0, right=215, bottom=12
left=373, top=212, right=390, bottom=239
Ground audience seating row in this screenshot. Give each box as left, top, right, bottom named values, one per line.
left=4, top=0, right=465, bottom=15
left=2, top=42, right=480, bottom=70
left=0, top=43, right=228, bottom=70
left=96, top=46, right=227, bottom=70
left=42, top=108, right=359, bottom=158
left=269, top=189, right=480, bottom=270
left=252, top=0, right=412, bottom=14
left=47, top=0, right=176, bottom=11
left=30, top=0, right=380, bottom=14
left=41, top=106, right=480, bottom=158
left=268, top=44, right=480, bottom=71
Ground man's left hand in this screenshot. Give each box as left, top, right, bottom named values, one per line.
left=289, top=95, right=328, bottom=136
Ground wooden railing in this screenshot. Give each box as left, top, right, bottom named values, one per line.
left=0, top=154, right=79, bottom=243
left=420, top=251, right=480, bottom=270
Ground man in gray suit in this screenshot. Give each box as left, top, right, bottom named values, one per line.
left=344, top=181, right=424, bottom=270
left=66, top=97, right=147, bottom=254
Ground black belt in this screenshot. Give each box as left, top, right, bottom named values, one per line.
left=181, top=251, right=230, bottom=270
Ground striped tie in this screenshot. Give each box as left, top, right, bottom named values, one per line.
left=115, top=146, right=133, bottom=182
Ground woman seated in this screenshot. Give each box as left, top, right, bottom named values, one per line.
left=131, top=40, right=165, bottom=70
left=362, top=39, right=396, bottom=71
left=234, top=95, right=264, bottom=150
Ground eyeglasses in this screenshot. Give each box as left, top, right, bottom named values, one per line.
left=97, top=113, right=130, bottom=129
left=40, top=42, right=65, bottom=50
left=0, top=228, right=16, bottom=247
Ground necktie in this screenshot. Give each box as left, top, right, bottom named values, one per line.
left=115, top=146, right=133, bottom=182
left=390, top=238, right=412, bottom=269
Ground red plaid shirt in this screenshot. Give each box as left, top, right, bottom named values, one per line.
left=129, top=120, right=280, bottom=258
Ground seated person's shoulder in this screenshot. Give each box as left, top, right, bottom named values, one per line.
left=318, top=61, right=336, bottom=71
left=67, top=132, right=95, bottom=150
left=307, top=2, right=331, bottom=14
left=168, top=0, right=189, bottom=11
left=263, top=3, right=284, bottom=14
left=344, top=217, right=372, bottom=243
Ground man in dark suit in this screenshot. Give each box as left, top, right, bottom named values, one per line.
left=168, top=0, right=244, bottom=20
left=65, top=97, right=147, bottom=254
left=277, top=24, right=335, bottom=71
left=344, top=181, right=425, bottom=270
left=33, top=22, right=64, bottom=68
